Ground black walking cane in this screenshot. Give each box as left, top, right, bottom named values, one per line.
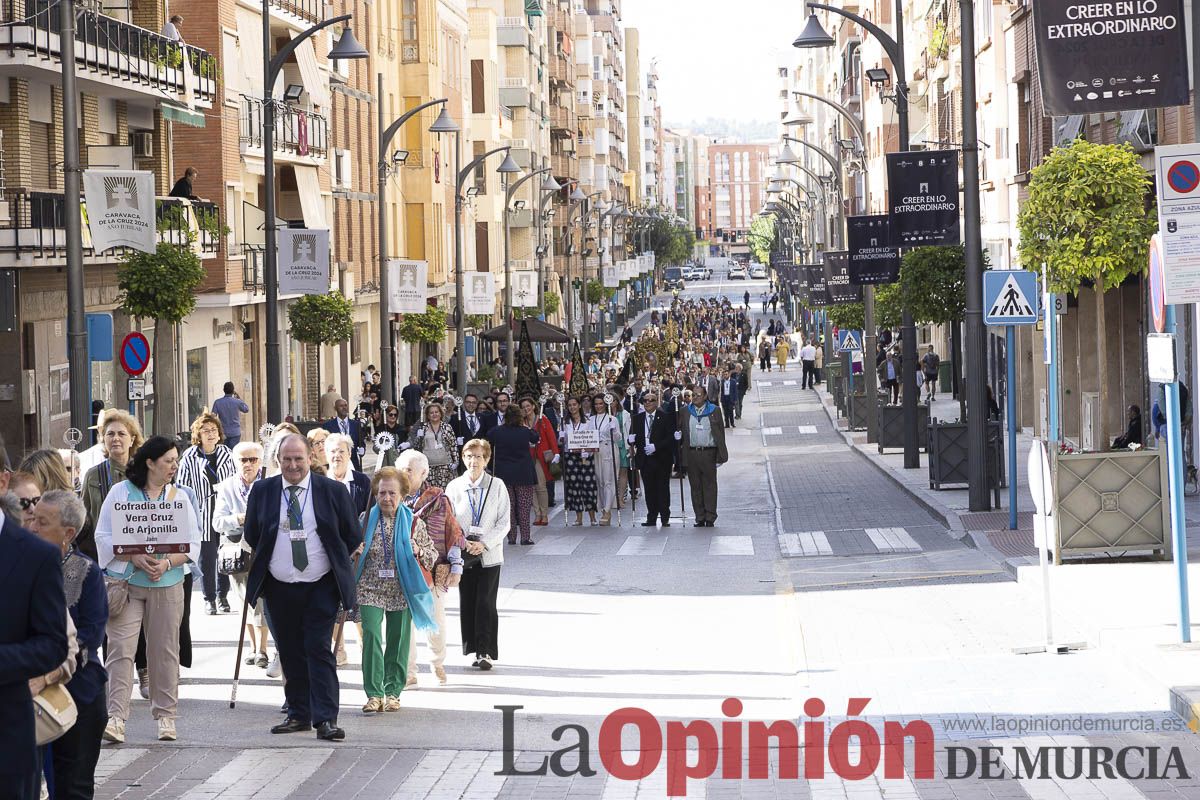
left=229, top=591, right=251, bottom=708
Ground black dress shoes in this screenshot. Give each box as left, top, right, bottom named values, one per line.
left=218, top=597, right=231, bottom=613
left=271, top=718, right=311, bottom=734
left=641, top=520, right=657, bottom=527
left=693, top=521, right=706, bottom=527
left=205, top=600, right=217, bottom=616
left=316, top=721, right=346, bottom=741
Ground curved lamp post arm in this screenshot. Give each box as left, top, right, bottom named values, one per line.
left=783, top=135, right=840, bottom=181
left=805, top=2, right=900, bottom=64
left=791, top=89, right=865, bottom=144
left=381, top=97, right=446, bottom=155
left=269, top=14, right=352, bottom=84
left=507, top=166, right=553, bottom=205
left=457, top=146, right=512, bottom=193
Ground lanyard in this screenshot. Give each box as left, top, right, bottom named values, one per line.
left=381, top=514, right=394, bottom=562
left=467, top=478, right=490, bottom=526
left=284, top=483, right=310, bottom=520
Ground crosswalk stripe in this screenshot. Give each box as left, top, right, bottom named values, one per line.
left=865, top=527, right=921, bottom=553
left=95, top=747, right=149, bottom=786
left=759, top=381, right=773, bottom=387
left=618, top=535, right=667, bottom=555
left=999, top=736, right=1144, bottom=800
left=390, top=750, right=506, bottom=799
left=779, top=531, right=832, bottom=556
left=601, top=751, right=707, bottom=799
left=763, top=426, right=783, bottom=435
left=783, top=380, right=797, bottom=386
left=179, top=748, right=334, bottom=800
left=709, top=535, right=755, bottom=556
left=527, top=534, right=585, bottom=555
left=798, top=425, right=818, bottom=434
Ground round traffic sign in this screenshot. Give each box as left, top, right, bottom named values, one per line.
left=1149, top=234, right=1166, bottom=334
left=1168, top=160, right=1200, bottom=195
left=119, top=332, right=150, bottom=376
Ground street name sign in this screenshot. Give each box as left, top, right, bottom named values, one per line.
left=984, top=270, right=1039, bottom=325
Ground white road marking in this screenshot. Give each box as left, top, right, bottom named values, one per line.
left=617, top=535, right=668, bottom=556
left=708, top=535, right=755, bottom=556
left=758, top=381, right=773, bottom=387
left=180, top=748, right=334, bottom=800
left=783, top=380, right=798, bottom=386
left=390, top=750, right=507, bottom=800
left=763, top=426, right=783, bottom=435
left=779, top=530, right=833, bottom=557
left=999, top=736, right=1145, bottom=800
left=797, top=425, right=818, bottom=434
left=865, top=527, right=922, bottom=553
left=527, top=534, right=585, bottom=555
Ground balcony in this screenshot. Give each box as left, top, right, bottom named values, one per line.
left=549, top=53, right=574, bottom=86
left=550, top=104, right=577, bottom=136
left=551, top=151, right=574, bottom=179
left=610, top=82, right=624, bottom=110
left=498, top=17, right=533, bottom=49
left=499, top=76, right=533, bottom=110
left=589, top=13, right=623, bottom=49
left=240, top=95, right=328, bottom=162
left=608, top=116, right=625, bottom=141
left=577, top=137, right=594, bottom=158
left=840, top=73, right=862, bottom=106
left=0, top=190, right=222, bottom=265
left=0, top=3, right=217, bottom=107
left=270, top=0, right=323, bottom=25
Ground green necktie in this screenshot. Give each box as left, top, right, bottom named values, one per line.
left=286, top=485, right=308, bottom=571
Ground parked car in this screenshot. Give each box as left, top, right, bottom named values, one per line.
left=728, top=264, right=748, bottom=280
left=749, top=263, right=767, bottom=279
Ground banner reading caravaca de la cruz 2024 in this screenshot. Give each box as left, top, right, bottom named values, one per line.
left=1033, top=0, right=1189, bottom=116
left=82, top=170, right=157, bottom=254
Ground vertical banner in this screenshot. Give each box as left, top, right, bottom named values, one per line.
left=387, top=259, right=428, bottom=313
left=82, top=169, right=157, bottom=254
left=512, top=271, right=539, bottom=308
left=823, top=251, right=862, bottom=305
left=278, top=228, right=330, bottom=295
left=464, top=271, right=496, bottom=315
left=806, top=264, right=830, bottom=306
left=1033, top=0, right=1188, bottom=115
left=886, top=150, right=961, bottom=246
left=846, top=214, right=901, bottom=284
left=602, top=264, right=619, bottom=288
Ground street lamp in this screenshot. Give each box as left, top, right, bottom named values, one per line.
left=597, top=202, right=625, bottom=345
left=263, top=12, right=367, bottom=422
left=795, top=0, right=922, bottom=471
left=504, top=167, right=556, bottom=382
left=447, top=142, right=521, bottom=393
left=534, top=174, right=563, bottom=318
left=376, top=84, right=451, bottom=405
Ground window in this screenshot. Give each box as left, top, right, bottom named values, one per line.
left=975, top=0, right=993, bottom=43
left=334, top=149, right=352, bottom=188
left=402, top=0, right=419, bottom=62
left=471, top=60, right=486, bottom=114
left=475, top=222, right=490, bottom=271
left=186, top=348, right=207, bottom=424
left=405, top=203, right=425, bottom=259
left=403, top=97, right=424, bottom=165
left=778, top=67, right=788, bottom=78
left=49, top=364, right=69, bottom=417
left=351, top=323, right=365, bottom=364
left=473, top=140, right=487, bottom=194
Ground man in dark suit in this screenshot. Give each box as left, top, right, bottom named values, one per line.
left=322, top=398, right=365, bottom=471
left=245, top=434, right=362, bottom=741
left=629, top=392, right=679, bottom=527
left=400, top=376, right=424, bottom=428
left=477, top=391, right=509, bottom=438
left=452, top=393, right=486, bottom=443
left=720, top=367, right=739, bottom=429
left=0, top=451, right=68, bottom=799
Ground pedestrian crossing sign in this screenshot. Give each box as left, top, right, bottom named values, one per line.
left=837, top=329, right=863, bottom=353
left=983, top=270, right=1039, bottom=325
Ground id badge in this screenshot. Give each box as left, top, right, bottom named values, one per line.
left=378, top=568, right=395, bottom=579
left=290, top=530, right=307, bottom=541
left=469, top=526, right=485, bottom=539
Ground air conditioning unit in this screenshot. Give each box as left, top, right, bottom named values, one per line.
left=131, top=132, right=154, bottom=158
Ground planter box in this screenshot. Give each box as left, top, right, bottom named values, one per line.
left=848, top=392, right=869, bottom=430
left=1053, top=449, right=1169, bottom=561
left=927, top=420, right=1005, bottom=499
left=833, top=375, right=846, bottom=415
left=877, top=403, right=928, bottom=452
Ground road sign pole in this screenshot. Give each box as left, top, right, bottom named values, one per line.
left=1164, top=301, right=1192, bottom=643
left=1007, top=324, right=1018, bottom=530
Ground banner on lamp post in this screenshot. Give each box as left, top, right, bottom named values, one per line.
left=82, top=170, right=157, bottom=254
left=886, top=150, right=961, bottom=246
left=464, top=272, right=496, bottom=315
left=512, top=271, right=538, bottom=308
left=806, top=264, right=829, bottom=306
left=1033, top=0, right=1189, bottom=116
left=278, top=228, right=330, bottom=295
left=387, top=259, right=428, bottom=314
left=823, top=251, right=862, bottom=306
left=847, top=214, right=900, bottom=284
left=602, top=264, right=619, bottom=288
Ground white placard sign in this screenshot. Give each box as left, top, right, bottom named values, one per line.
left=567, top=427, right=600, bottom=451
left=388, top=259, right=428, bottom=313
left=602, top=264, right=619, bottom=288
left=512, top=271, right=538, bottom=308
left=464, top=272, right=496, bottom=315
left=111, top=496, right=193, bottom=555
left=621, top=260, right=634, bottom=280
left=82, top=169, right=157, bottom=254
left=278, top=228, right=330, bottom=295
left=1155, top=144, right=1200, bottom=304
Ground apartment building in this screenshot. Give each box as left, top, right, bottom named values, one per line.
left=709, top=142, right=770, bottom=256
left=624, top=27, right=642, bottom=207
left=642, top=59, right=661, bottom=208
left=0, top=0, right=218, bottom=450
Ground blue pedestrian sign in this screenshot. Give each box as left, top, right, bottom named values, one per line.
left=837, top=329, right=863, bottom=353
left=984, top=270, right=1039, bottom=325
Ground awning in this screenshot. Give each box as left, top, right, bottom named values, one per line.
left=290, top=31, right=331, bottom=109
left=162, top=102, right=206, bottom=128
left=293, top=165, right=327, bottom=229
left=480, top=318, right=569, bottom=343
left=236, top=8, right=264, bottom=94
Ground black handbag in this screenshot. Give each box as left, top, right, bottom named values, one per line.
left=218, top=544, right=250, bottom=576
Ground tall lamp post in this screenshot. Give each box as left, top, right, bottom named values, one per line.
left=449, top=144, right=522, bottom=394
left=534, top=176, right=564, bottom=317
left=561, top=186, right=588, bottom=342
left=795, top=1, right=920, bottom=469
left=504, top=167, right=558, bottom=381
left=377, top=87, right=451, bottom=405
left=598, top=203, right=625, bottom=345
left=263, top=12, right=368, bottom=422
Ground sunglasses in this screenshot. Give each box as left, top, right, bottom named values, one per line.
left=239, top=457, right=260, bottom=463
left=19, top=495, right=40, bottom=510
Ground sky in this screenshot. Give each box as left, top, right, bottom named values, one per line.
left=621, top=0, right=802, bottom=131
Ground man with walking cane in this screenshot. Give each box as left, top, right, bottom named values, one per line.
left=630, top=392, right=678, bottom=527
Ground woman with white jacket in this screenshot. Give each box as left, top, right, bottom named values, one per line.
left=445, top=438, right=510, bottom=671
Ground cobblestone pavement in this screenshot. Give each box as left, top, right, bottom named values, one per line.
left=89, top=289, right=1200, bottom=798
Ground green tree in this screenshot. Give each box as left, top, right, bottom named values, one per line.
left=1017, top=139, right=1155, bottom=448
left=398, top=306, right=448, bottom=344
left=748, top=215, right=776, bottom=264
left=288, top=293, right=354, bottom=346
left=822, top=284, right=901, bottom=331
left=899, top=246, right=970, bottom=325
left=647, top=216, right=695, bottom=265
left=117, top=240, right=205, bottom=435
left=465, top=314, right=492, bottom=330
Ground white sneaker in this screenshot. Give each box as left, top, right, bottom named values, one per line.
left=102, top=717, right=125, bottom=744
left=266, top=654, right=282, bottom=678
left=157, top=718, right=177, bottom=741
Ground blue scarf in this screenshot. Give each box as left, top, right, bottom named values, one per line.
left=356, top=504, right=438, bottom=632
left=687, top=401, right=718, bottom=419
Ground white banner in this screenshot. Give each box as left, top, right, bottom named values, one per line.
left=464, top=271, right=496, bottom=315
left=82, top=169, right=156, bottom=254
left=111, top=496, right=193, bottom=555
left=388, top=259, right=428, bottom=314
left=567, top=427, right=600, bottom=451
left=512, top=271, right=538, bottom=308
left=602, top=264, right=619, bottom=288
left=617, top=260, right=630, bottom=281
left=278, top=228, right=330, bottom=295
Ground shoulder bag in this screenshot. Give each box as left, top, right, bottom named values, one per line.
left=34, top=682, right=78, bottom=745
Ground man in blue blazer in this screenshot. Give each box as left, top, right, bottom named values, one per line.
left=321, top=398, right=366, bottom=471
left=244, top=434, right=363, bottom=741
left=0, top=469, right=69, bottom=799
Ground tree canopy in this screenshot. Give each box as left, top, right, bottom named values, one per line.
left=288, top=293, right=354, bottom=346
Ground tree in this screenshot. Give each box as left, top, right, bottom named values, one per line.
left=288, top=293, right=354, bottom=346
left=898, top=246, right=969, bottom=326
left=398, top=306, right=448, bottom=344
left=749, top=215, right=776, bottom=264
left=647, top=216, right=695, bottom=265
left=116, top=240, right=205, bottom=435
left=514, top=291, right=560, bottom=320
left=822, top=284, right=901, bottom=331
left=1017, top=139, right=1155, bottom=449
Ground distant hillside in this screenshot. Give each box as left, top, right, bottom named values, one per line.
left=664, top=117, right=777, bottom=142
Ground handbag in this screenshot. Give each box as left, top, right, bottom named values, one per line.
left=34, top=682, right=78, bottom=745
left=218, top=543, right=250, bottom=576
left=104, top=574, right=130, bottom=617
left=544, top=449, right=562, bottom=480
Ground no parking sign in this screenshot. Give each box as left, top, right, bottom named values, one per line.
left=1155, top=144, right=1200, bottom=305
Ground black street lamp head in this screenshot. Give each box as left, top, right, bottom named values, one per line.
left=329, top=28, right=369, bottom=60
left=793, top=13, right=835, bottom=49
left=428, top=107, right=460, bottom=134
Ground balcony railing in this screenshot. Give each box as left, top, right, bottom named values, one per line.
left=0, top=190, right=222, bottom=260
left=1, top=2, right=217, bottom=105
left=270, top=0, right=323, bottom=25
left=240, top=95, right=328, bottom=159
left=243, top=249, right=265, bottom=293
left=840, top=73, right=862, bottom=105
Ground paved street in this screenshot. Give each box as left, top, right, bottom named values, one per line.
left=91, top=287, right=1200, bottom=798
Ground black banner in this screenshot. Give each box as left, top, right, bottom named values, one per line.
left=823, top=251, right=862, bottom=306
left=805, top=264, right=829, bottom=306
left=846, top=214, right=900, bottom=285
left=886, top=150, right=961, bottom=247
left=1033, top=0, right=1189, bottom=116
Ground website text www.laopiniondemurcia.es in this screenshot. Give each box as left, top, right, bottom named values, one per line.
left=495, top=699, right=1191, bottom=797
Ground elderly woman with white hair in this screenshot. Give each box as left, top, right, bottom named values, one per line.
left=213, top=441, right=272, bottom=670
left=326, top=432, right=372, bottom=519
